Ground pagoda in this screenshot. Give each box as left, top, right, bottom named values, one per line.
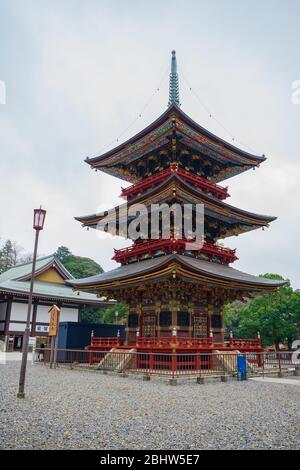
left=69, top=51, right=285, bottom=355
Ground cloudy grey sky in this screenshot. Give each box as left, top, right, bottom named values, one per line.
left=0, top=0, right=299, bottom=286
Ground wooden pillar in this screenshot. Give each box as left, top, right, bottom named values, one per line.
left=188, top=302, right=193, bottom=339
left=170, top=292, right=178, bottom=332
left=124, top=304, right=130, bottom=345
left=4, top=297, right=12, bottom=351
left=155, top=301, right=161, bottom=338
left=30, top=300, right=38, bottom=336
left=137, top=302, right=142, bottom=338
left=207, top=291, right=214, bottom=338
left=220, top=303, right=225, bottom=344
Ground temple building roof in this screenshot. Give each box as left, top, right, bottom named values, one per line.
left=67, top=254, right=286, bottom=293
left=0, top=254, right=73, bottom=282
left=0, top=255, right=114, bottom=306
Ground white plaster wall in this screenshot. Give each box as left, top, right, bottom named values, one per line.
left=8, top=303, right=78, bottom=330
left=9, top=322, right=26, bottom=332
left=0, top=302, right=7, bottom=321
left=36, top=306, right=78, bottom=323
left=10, top=302, right=27, bottom=321
left=60, top=307, right=78, bottom=322
left=36, top=305, right=51, bottom=323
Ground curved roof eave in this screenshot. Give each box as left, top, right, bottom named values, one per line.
left=85, top=105, right=265, bottom=166
left=74, top=173, right=276, bottom=226
left=123, top=173, right=277, bottom=223
left=67, top=254, right=286, bottom=290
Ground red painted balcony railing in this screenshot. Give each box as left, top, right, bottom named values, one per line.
left=121, top=166, right=229, bottom=201
left=136, top=336, right=214, bottom=348
left=226, top=338, right=261, bottom=348
left=90, top=337, right=121, bottom=348
left=88, top=336, right=261, bottom=350
left=112, top=239, right=238, bottom=265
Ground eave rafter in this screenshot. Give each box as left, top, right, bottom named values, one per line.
left=75, top=173, right=275, bottom=240
left=85, top=105, right=265, bottom=184
left=68, top=255, right=285, bottom=297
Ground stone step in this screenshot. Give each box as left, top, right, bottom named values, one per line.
left=96, top=348, right=136, bottom=372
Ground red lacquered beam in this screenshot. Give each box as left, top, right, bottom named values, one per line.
left=90, top=337, right=121, bottom=347
left=113, top=239, right=238, bottom=265
left=228, top=338, right=261, bottom=348
left=121, top=166, right=229, bottom=201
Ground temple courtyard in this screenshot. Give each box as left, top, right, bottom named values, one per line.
left=0, top=358, right=299, bottom=450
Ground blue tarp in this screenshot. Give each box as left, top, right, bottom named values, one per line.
left=57, top=322, right=125, bottom=350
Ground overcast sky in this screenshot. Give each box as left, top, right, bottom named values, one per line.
left=0, top=0, right=299, bottom=287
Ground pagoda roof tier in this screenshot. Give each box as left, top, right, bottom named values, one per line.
left=75, top=173, right=276, bottom=240
left=67, top=254, right=286, bottom=294
left=85, top=105, right=266, bottom=184
left=121, top=166, right=230, bottom=201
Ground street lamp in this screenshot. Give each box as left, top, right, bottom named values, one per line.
left=17, top=207, right=46, bottom=398
left=115, top=311, right=119, bottom=324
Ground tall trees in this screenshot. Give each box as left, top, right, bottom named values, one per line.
left=55, top=246, right=72, bottom=263
left=224, top=274, right=300, bottom=349
left=101, top=303, right=127, bottom=324
left=55, top=246, right=106, bottom=323
left=0, top=239, right=21, bottom=273
left=55, top=246, right=103, bottom=278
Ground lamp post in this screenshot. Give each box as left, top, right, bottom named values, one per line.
left=115, top=310, right=119, bottom=324
left=17, top=207, right=46, bottom=398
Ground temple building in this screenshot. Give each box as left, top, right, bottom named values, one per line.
left=69, top=51, right=285, bottom=356
left=0, top=254, right=112, bottom=351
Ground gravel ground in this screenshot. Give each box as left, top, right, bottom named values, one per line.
left=0, top=361, right=299, bottom=450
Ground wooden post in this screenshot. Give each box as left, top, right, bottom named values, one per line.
left=49, top=336, right=55, bottom=368
left=149, top=353, right=154, bottom=370
left=48, top=304, right=61, bottom=369
left=4, top=297, right=12, bottom=343
left=53, top=309, right=61, bottom=369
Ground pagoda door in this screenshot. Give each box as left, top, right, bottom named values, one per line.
left=193, top=313, right=208, bottom=338
left=141, top=312, right=157, bottom=338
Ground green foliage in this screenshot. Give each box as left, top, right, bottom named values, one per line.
left=224, top=274, right=300, bottom=349
left=101, top=304, right=127, bottom=324
left=224, top=301, right=245, bottom=337
left=55, top=245, right=103, bottom=279
left=55, top=246, right=72, bottom=262
left=80, top=304, right=127, bottom=325
left=81, top=306, right=105, bottom=324
left=55, top=246, right=107, bottom=323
